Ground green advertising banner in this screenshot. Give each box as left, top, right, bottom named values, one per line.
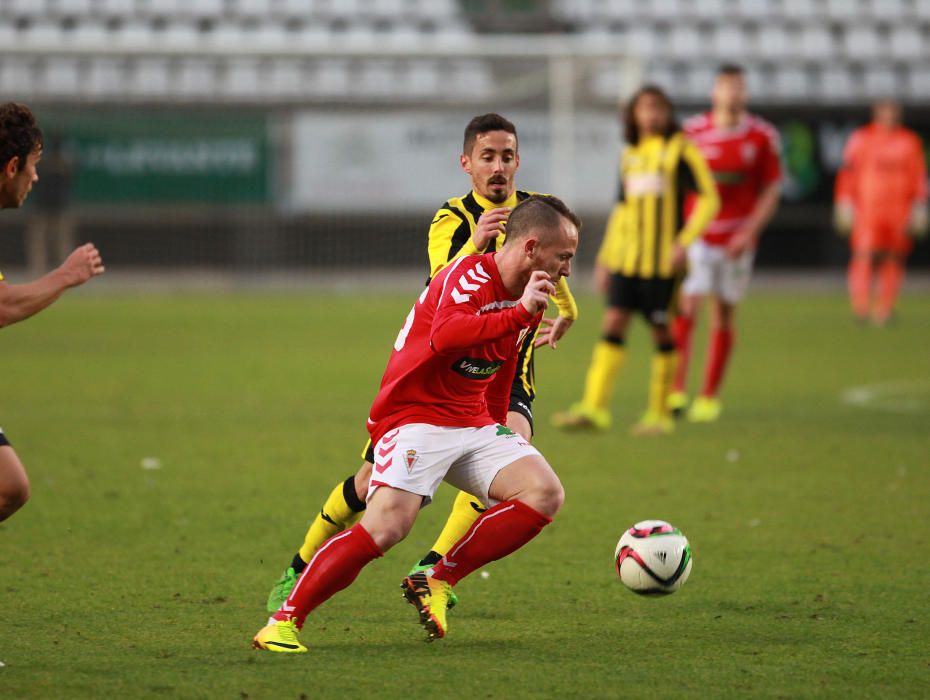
left=45, top=112, right=271, bottom=205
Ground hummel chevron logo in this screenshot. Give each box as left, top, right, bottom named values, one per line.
left=459, top=275, right=480, bottom=291
left=452, top=288, right=470, bottom=304
left=451, top=263, right=492, bottom=304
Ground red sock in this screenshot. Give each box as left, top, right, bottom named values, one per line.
left=848, top=255, right=872, bottom=319
left=431, top=500, right=551, bottom=587
left=671, top=315, right=694, bottom=393
left=875, top=257, right=904, bottom=321
left=273, top=524, right=382, bottom=628
left=701, top=328, right=733, bottom=398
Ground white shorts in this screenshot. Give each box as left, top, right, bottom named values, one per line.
left=682, top=239, right=755, bottom=304
left=367, top=423, right=541, bottom=507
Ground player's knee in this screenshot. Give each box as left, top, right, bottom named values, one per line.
left=0, top=477, right=29, bottom=522
left=366, top=520, right=409, bottom=552
left=526, top=473, right=564, bottom=518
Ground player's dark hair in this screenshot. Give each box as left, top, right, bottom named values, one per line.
left=622, top=84, right=679, bottom=146
left=716, top=63, right=745, bottom=77
left=0, top=102, right=43, bottom=172
left=505, top=194, right=581, bottom=245
left=463, top=113, right=518, bottom=154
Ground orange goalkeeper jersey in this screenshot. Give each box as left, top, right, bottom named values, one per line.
left=834, top=123, right=928, bottom=225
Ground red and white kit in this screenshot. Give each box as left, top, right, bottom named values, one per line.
left=366, top=252, right=542, bottom=506
left=682, top=112, right=782, bottom=302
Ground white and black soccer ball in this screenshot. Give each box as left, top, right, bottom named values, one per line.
left=615, top=520, right=692, bottom=595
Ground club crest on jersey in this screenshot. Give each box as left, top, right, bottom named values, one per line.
left=452, top=356, right=504, bottom=379
left=404, top=449, right=419, bottom=473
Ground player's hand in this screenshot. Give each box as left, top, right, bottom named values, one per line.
left=834, top=203, right=854, bottom=236
left=594, top=262, right=610, bottom=296
left=520, top=270, right=555, bottom=316
left=472, top=208, right=510, bottom=250
left=908, top=202, right=928, bottom=238
left=59, top=243, right=105, bottom=287
left=534, top=315, right=574, bottom=349
left=670, top=243, right=688, bottom=273
left=726, top=230, right=754, bottom=259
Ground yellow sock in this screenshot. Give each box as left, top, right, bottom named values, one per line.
left=581, top=340, right=626, bottom=411
left=429, top=490, right=485, bottom=558
left=298, top=476, right=365, bottom=563
left=647, top=349, right=677, bottom=417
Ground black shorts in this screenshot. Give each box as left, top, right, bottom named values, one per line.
left=508, top=323, right=536, bottom=435
left=607, top=274, right=678, bottom=327
left=0, top=428, right=9, bottom=447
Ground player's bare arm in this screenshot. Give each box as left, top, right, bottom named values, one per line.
left=0, top=243, right=104, bottom=328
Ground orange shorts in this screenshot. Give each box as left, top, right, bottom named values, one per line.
left=851, top=218, right=912, bottom=256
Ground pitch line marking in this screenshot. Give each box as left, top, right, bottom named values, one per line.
left=840, top=379, right=930, bottom=414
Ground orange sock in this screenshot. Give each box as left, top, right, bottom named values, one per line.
left=848, top=255, right=872, bottom=320
left=875, top=257, right=904, bottom=322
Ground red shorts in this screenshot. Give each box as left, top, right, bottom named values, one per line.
left=851, top=218, right=912, bottom=256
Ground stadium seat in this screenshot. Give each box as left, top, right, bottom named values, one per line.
left=842, top=23, right=885, bottom=60
left=266, top=58, right=305, bottom=99
left=6, top=0, right=51, bottom=20
left=54, top=0, right=95, bottom=17
left=223, top=58, right=263, bottom=99
left=277, top=0, right=314, bottom=21
left=128, top=57, right=172, bottom=97
left=314, top=59, right=351, bottom=97
left=86, top=58, right=127, bottom=98
left=667, top=25, right=702, bottom=61
left=773, top=65, right=810, bottom=100
left=734, top=0, right=777, bottom=20
left=862, top=64, right=898, bottom=99
left=20, top=21, right=66, bottom=48
left=116, top=20, right=157, bottom=47
left=692, top=0, right=728, bottom=21
left=68, top=20, right=111, bottom=48
left=41, top=58, right=82, bottom=97
left=158, top=20, right=201, bottom=48
left=903, top=65, right=930, bottom=100
left=781, top=0, right=819, bottom=21
left=824, top=0, right=863, bottom=22
left=820, top=64, right=859, bottom=101
left=887, top=24, right=923, bottom=61
left=756, top=23, right=792, bottom=60
left=177, top=58, right=217, bottom=98
left=98, top=0, right=137, bottom=19
left=711, top=25, right=749, bottom=59
left=796, top=23, right=835, bottom=61
left=0, top=57, right=35, bottom=95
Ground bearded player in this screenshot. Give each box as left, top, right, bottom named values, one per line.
left=0, top=102, right=105, bottom=522
left=669, top=65, right=782, bottom=422
left=253, top=195, right=579, bottom=651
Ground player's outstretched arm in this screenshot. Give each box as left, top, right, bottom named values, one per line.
left=0, top=243, right=104, bottom=328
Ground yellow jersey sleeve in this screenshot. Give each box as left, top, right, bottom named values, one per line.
left=596, top=202, right=626, bottom=272
left=0, top=269, right=4, bottom=282
left=676, top=140, right=720, bottom=246
left=550, top=276, right=578, bottom=320
left=427, top=208, right=480, bottom=278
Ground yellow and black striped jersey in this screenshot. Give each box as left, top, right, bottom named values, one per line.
left=597, top=133, right=719, bottom=279
left=428, top=188, right=578, bottom=320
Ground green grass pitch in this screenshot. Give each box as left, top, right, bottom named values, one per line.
left=1, top=289, right=928, bottom=698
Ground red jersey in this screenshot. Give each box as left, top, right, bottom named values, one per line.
left=366, top=253, right=540, bottom=446
left=683, top=112, right=782, bottom=245
left=834, top=123, right=928, bottom=226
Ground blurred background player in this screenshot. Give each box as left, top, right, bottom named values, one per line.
left=668, top=64, right=783, bottom=423
left=0, top=102, right=105, bottom=522
left=265, top=114, right=579, bottom=612
left=552, top=85, right=718, bottom=435
left=834, top=99, right=928, bottom=326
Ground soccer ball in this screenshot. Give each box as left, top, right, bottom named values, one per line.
left=615, top=520, right=692, bottom=595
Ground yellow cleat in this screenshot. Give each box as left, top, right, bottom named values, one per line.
left=551, top=403, right=611, bottom=431
left=252, top=618, right=308, bottom=653
left=401, top=572, right=451, bottom=642
left=667, top=391, right=689, bottom=418
left=630, top=412, right=674, bottom=436
left=687, top=396, right=722, bottom=423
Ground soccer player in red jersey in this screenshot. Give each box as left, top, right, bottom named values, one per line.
left=669, top=65, right=782, bottom=422
left=253, top=195, right=580, bottom=652
left=0, top=102, right=105, bottom=522
left=834, top=99, right=928, bottom=325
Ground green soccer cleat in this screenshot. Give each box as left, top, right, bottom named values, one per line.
left=252, top=618, right=308, bottom=653
left=401, top=572, right=452, bottom=642
left=667, top=391, right=689, bottom=418
left=266, top=566, right=299, bottom=613
left=408, top=563, right=459, bottom=609
left=551, top=403, right=611, bottom=431
left=630, top=411, right=674, bottom=436
left=687, top=396, right=722, bottom=423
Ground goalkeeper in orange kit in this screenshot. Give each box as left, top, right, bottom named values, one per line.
left=834, top=100, right=928, bottom=325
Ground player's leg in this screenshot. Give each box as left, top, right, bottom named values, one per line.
left=848, top=224, right=875, bottom=322
left=631, top=279, right=677, bottom=436
left=873, top=226, right=912, bottom=325
left=671, top=241, right=714, bottom=414
left=688, top=298, right=734, bottom=423
left=256, top=425, right=453, bottom=651
left=553, top=273, right=632, bottom=430
left=0, top=435, right=30, bottom=523
left=404, top=427, right=560, bottom=640
left=265, top=450, right=371, bottom=611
